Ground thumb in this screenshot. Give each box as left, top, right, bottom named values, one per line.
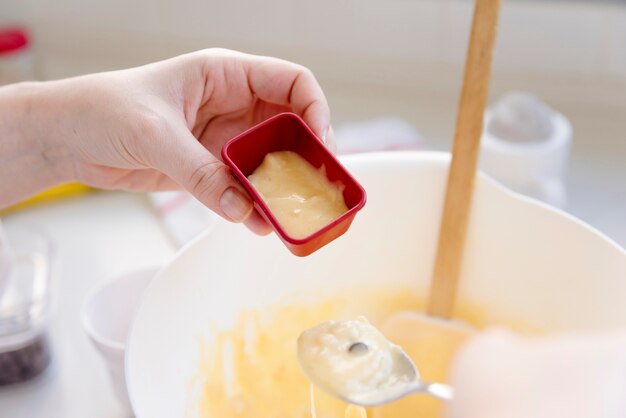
left=151, top=126, right=253, bottom=223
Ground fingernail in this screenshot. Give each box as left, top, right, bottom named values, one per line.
left=220, top=187, right=252, bottom=222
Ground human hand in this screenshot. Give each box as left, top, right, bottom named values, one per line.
left=19, top=49, right=334, bottom=234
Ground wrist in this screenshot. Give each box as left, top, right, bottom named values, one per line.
left=24, top=81, right=75, bottom=181
left=0, top=82, right=74, bottom=207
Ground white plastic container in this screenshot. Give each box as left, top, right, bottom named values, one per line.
left=82, top=267, right=160, bottom=412
left=480, top=92, right=572, bottom=208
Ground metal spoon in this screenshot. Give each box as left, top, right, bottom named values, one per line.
left=297, top=319, right=454, bottom=407
left=307, top=342, right=453, bottom=407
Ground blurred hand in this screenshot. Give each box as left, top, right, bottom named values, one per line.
left=28, top=49, right=334, bottom=233
left=448, top=328, right=626, bottom=418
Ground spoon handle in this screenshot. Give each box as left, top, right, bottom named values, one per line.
left=428, top=0, right=502, bottom=318
left=419, top=382, right=455, bottom=401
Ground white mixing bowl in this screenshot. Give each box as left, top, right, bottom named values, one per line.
left=126, top=152, right=626, bottom=417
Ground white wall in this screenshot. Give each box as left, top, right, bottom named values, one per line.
left=2, top=0, right=626, bottom=109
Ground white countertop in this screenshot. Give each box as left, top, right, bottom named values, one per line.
left=0, top=192, right=175, bottom=418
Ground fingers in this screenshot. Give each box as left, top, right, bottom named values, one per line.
left=148, top=122, right=255, bottom=225
left=245, top=56, right=334, bottom=150
left=156, top=127, right=274, bottom=235
left=244, top=209, right=273, bottom=236
left=75, top=164, right=183, bottom=192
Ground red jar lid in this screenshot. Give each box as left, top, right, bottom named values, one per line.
left=0, top=27, right=30, bottom=54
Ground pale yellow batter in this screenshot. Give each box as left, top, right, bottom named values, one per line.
left=248, top=151, right=348, bottom=239
left=188, top=285, right=535, bottom=418
left=298, top=317, right=414, bottom=405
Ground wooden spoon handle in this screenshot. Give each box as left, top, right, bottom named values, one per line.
left=427, top=0, right=502, bottom=318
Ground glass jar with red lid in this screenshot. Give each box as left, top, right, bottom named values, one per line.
left=0, top=27, right=36, bottom=85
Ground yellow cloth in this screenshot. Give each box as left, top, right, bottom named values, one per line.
left=1, top=183, right=92, bottom=214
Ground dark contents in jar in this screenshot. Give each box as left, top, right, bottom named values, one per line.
left=0, top=335, right=51, bottom=385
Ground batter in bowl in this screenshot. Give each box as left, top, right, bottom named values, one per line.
left=187, top=285, right=526, bottom=418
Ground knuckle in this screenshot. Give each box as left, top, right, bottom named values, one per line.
left=298, top=65, right=315, bottom=80
left=135, top=110, right=169, bottom=141
left=187, top=161, right=229, bottom=201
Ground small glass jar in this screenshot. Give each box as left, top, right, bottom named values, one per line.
left=0, top=26, right=35, bottom=86
left=0, top=224, right=53, bottom=386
